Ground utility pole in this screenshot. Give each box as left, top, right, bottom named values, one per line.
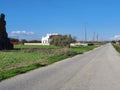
left=93, top=31, right=95, bottom=42
left=96, top=33, right=99, bottom=42
left=84, top=23, right=87, bottom=42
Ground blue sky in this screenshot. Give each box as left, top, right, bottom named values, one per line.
left=0, top=0, right=120, bottom=41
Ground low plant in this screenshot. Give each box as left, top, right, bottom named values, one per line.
left=113, top=44, right=120, bottom=53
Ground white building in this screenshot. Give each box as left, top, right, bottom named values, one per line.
left=41, top=33, right=58, bottom=45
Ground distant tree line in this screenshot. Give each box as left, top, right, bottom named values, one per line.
left=20, top=39, right=41, bottom=44
left=9, top=38, right=19, bottom=45
left=10, top=38, right=19, bottom=42
left=9, top=34, right=76, bottom=47
left=9, top=38, right=41, bottom=45
left=111, top=40, right=120, bottom=44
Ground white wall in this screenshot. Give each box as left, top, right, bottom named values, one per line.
left=24, top=43, right=50, bottom=45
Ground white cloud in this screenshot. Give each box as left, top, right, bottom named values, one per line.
left=11, top=30, right=35, bottom=36
left=111, top=35, right=120, bottom=40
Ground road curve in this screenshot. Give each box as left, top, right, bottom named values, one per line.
left=0, top=43, right=120, bottom=90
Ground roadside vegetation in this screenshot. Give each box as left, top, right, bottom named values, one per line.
left=112, top=43, right=120, bottom=53
left=0, top=44, right=100, bottom=81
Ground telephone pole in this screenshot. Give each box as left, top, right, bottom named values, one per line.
left=96, top=33, right=99, bottom=42
left=84, top=23, right=87, bottom=42
left=93, top=31, right=95, bottom=42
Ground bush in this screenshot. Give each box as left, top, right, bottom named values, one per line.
left=113, top=44, right=120, bottom=52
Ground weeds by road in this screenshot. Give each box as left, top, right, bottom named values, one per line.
left=0, top=45, right=98, bottom=81
left=112, top=44, right=120, bottom=53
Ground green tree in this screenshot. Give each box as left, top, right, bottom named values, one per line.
left=50, top=34, right=76, bottom=47
left=10, top=38, right=19, bottom=42
left=21, top=39, right=28, bottom=45
left=111, top=40, right=116, bottom=44
left=118, top=40, right=120, bottom=44
left=28, top=40, right=41, bottom=43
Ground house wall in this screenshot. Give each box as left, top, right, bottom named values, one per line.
left=24, top=43, right=49, bottom=45
left=41, top=33, right=58, bottom=45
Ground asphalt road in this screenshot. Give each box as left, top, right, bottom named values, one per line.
left=0, top=43, right=120, bottom=90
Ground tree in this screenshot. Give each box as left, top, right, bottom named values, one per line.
left=10, top=38, right=19, bottom=42
left=50, top=34, right=76, bottom=47
left=111, top=40, right=116, bottom=44
left=118, top=40, right=120, bottom=44
left=21, top=39, right=28, bottom=45
left=10, top=38, right=19, bottom=45
left=28, top=40, right=41, bottom=43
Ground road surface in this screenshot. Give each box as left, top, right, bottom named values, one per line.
left=0, top=43, right=120, bottom=90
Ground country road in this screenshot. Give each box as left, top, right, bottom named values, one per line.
left=1, top=43, right=120, bottom=90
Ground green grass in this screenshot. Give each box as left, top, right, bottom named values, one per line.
left=0, top=45, right=98, bottom=81
left=0, top=52, right=49, bottom=71
left=47, top=54, right=71, bottom=64
left=0, top=63, right=46, bottom=81
left=70, top=46, right=97, bottom=54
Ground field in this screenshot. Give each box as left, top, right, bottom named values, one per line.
left=0, top=45, right=98, bottom=81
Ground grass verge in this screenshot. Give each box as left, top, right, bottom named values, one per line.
left=0, top=63, right=46, bottom=81
left=0, top=45, right=97, bottom=81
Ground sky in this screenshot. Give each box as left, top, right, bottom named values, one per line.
left=0, top=0, right=120, bottom=41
